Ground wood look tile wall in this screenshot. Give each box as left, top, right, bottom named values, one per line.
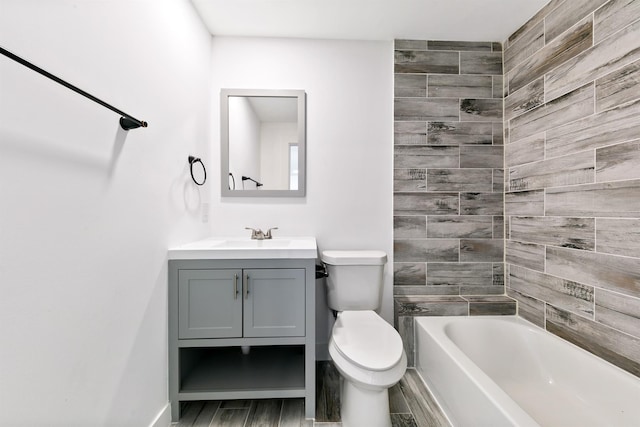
left=394, top=40, right=504, bottom=299
left=393, top=40, right=513, bottom=365
left=504, top=0, right=640, bottom=377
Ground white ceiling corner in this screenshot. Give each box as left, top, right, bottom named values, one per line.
left=190, top=0, right=550, bottom=43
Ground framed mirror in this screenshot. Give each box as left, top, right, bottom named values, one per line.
left=221, top=88, right=306, bottom=197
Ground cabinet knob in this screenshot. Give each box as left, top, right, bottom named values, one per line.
left=245, top=274, right=250, bottom=299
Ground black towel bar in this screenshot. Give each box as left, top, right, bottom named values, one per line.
left=0, top=45, right=148, bottom=131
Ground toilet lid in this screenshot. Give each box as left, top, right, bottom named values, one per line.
left=321, top=250, right=387, bottom=265
left=332, top=311, right=403, bottom=371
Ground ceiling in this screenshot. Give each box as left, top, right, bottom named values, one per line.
left=191, top=0, right=550, bottom=43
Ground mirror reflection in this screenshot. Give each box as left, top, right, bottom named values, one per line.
left=221, top=89, right=306, bottom=197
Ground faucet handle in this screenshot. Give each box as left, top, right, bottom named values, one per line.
left=245, top=227, right=259, bottom=239
left=265, top=227, right=278, bottom=239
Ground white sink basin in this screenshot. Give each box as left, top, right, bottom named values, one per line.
left=168, top=237, right=317, bottom=260
left=210, top=239, right=293, bottom=249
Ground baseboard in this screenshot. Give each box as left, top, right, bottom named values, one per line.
left=149, top=402, right=171, bottom=427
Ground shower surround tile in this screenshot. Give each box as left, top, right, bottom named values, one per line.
left=394, top=239, right=459, bottom=262
left=505, top=240, right=545, bottom=272
left=504, top=190, right=544, bottom=216
left=492, top=76, right=504, bottom=99
left=508, top=150, right=594, bottom=191
left=595, top=288, right=640, bottom=339
left=507, top=288, right=545, bottom=327
left=507, top=16, right=593, bottom=94
left=394, top=169, right=427, bottom=192
left=546, top=246, right=640, bottom=299
left=509, top=216, right=595, bottom=250
left=546, top=306, right=640, bottom=377
left=594, top=0, right=640, bottom=43
left=395, top=146, right=459, bottom=168
left=492, top=215, right=504, bottom=239
left=426, top=169, right=493, bottom=192
left=545, top=98, right=640, bottom=159
left=504, top=77, right=544, bottom=121
left=459, top=98, right=503, bottom=121
left=426, top=216, right=493, bottom=238
left=493, top=170, right=504, bottom=193
left=595, top=59, right=640, bottom=112
left=395, top=40, right=428, bottom=50
left=395, top=296, right=468, bottom=317
left=395, top=122, right=427, bottom=145
left=505, top=133, right=544, bottom=168
left=394, top=216, right=427, bottom=238
left=544, top=0, right=609, bottom=43
left=545, top=180, right=640, bottom=217
left=504, top=20, right=544, bottom=73
left=595, top=139, right=640, bottom=182
left=460, top=239, right=503, bottom=262
left=428, top=40, right=492, bottom=51
left=426, top=263, right=493, bottom=287
left=545, top=17, right=640, bottom=101
left=397, top=316, right=415, bottom=367
left=395, top=74, right=427, bottom=97
left=509, top=265, right=594, bottom=318
left=394, top=285, right=446, bottom=296
left=460, top=192, right=503, bottom=215
left=596, top=218, right=640, bottom=258
left=394, top=263, right=427, bottom=286
left=394, top=39, right=505, bottom=325
left=427, top=74, right=493, bottom=98
left=394, top=98, right=459, bottom=121
left=459, top=146, right=503, bottom=168
left=394, top=50, right=459, bottom=74
left=465, top=296, right=517, bottom=315
left=460, top=51, right=503, bottom=75
left=427, top=121, right=493, bottom=145
left=505, top=0, right=562, bottom=48
left=508, top=83, right=594, bottom=143
left=394, top=193, right=459, bottom=215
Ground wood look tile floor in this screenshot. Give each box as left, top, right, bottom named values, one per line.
left=172, top=362, right=450, bottom=427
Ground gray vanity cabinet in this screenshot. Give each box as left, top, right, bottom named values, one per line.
left=168, top=258, right=316, bottom=422
left=178, top=268, right=305, bottom=339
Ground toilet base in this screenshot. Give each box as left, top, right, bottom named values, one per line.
left=340, top=379, right=391, bottom=427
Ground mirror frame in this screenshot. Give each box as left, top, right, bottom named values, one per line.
left=221, top=88, right=307, bottom=197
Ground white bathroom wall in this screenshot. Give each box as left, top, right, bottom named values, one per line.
left=0, top=0, right=212, bottom=425
left=210, top=37, right=394, bottom=355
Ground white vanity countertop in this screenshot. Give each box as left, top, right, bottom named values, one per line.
left=168, top=236, right=318, bottom=260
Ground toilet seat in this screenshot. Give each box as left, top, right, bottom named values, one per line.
left=332, top=310, right=403, bottom=371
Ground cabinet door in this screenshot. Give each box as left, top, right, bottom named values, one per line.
left=178, top=269, right=242, bottom=339
left=243, top=269, right=305, bottom=337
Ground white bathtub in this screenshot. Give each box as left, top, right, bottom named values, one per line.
left=415, top=316, right=640, bottom=427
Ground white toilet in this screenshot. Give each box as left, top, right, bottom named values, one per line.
left=321, top=250, right=407, bottom=427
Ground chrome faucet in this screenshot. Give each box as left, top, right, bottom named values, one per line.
left=245, top=227, right=278, bottom=240
left=265, top=227, right=278, bottom=239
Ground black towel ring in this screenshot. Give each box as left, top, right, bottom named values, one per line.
left=188, top=156, right=206, bottom=186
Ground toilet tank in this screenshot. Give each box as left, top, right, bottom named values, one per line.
left=321, top=250, right=387, bottom=311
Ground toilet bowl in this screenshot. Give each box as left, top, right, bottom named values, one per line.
left=329, top=311, right=407, bottom=427
left=321, top=250, right=407, bottom=427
